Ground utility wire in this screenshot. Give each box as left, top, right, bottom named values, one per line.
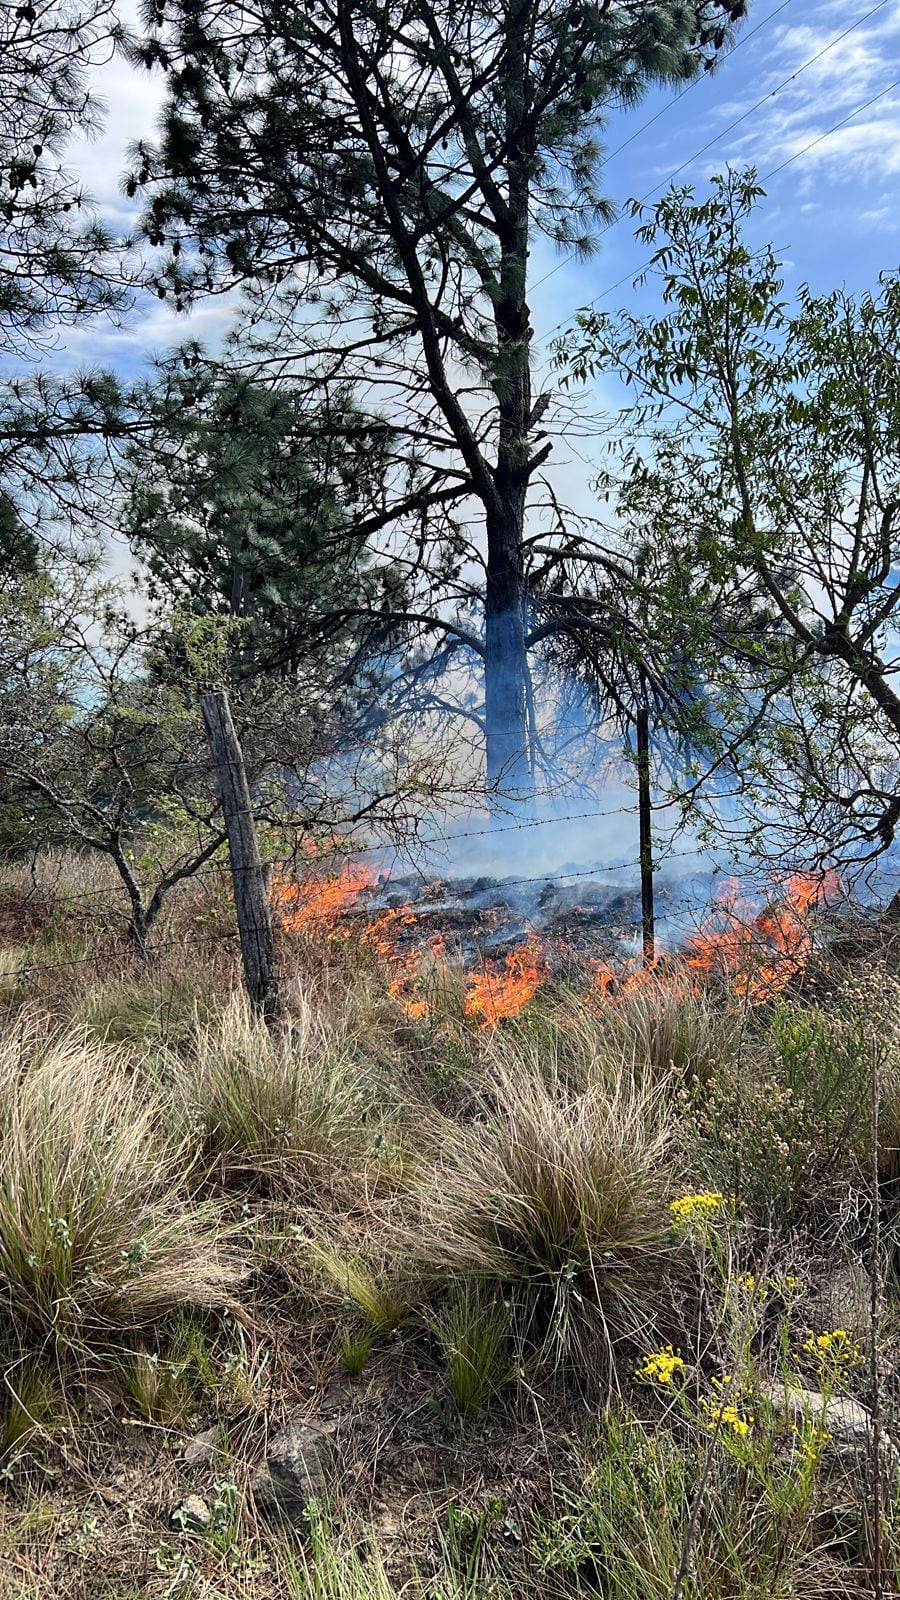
left=13, top=865, right=846, bottom=981
left=760, top=74, right=900, bottom=181
left=531, top=0, right=896, bottom=336
left=601, top=0, right=799, bottom=166
left=535, top=69, right=900, bottom=351
left=7, top=792, right=733, bottom=911
left=11, top=845, right=728, bottom=971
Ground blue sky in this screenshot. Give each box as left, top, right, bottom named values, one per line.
left=64, top=0, right=900, bottom=386
left=531, top=0, right=900, bottom=346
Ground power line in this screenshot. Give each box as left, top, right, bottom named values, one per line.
left=10, top=845, right=725, bottom=970
left=11, top=864, right=854, bottom=982
left=601, top=0, right=799, bottom=166
left=3, top=800, right=706, bottom=909
left=760, top=74, right=900, bottom=181
left=531, top=0, right=896, bottom=336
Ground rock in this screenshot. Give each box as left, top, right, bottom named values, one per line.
left=183, top=1425, right=223, bottom=1468
left=763, top=1382, right=872, bottom=1441
left=170, top=1494, right=211, bottom=1532
left=251, top=1420, right=332, bottom=1524
left=761, top=1382, right=900, bottom=1479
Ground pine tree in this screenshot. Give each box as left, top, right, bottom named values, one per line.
left=130, top=0, right=745, bottom=798
left=0, top=0, right=125, bottom=355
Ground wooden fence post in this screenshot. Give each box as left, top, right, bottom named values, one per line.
left=200, top=687, right=278, bottom=1019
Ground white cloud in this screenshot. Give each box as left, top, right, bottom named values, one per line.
left=721, top=1, right=900, bottom=184
left=67, top=0, right=166, bottom=230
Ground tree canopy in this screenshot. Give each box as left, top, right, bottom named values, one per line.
left=127, top=0, right=747, bottom=797
left=559, top=170, right=900, bottom=872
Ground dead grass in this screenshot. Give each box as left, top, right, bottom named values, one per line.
left=0, top=1015, right=240, bottom=1339
left=184, top=995, right=387, bottom=1193
left=397, top=1050, right=675, bottom=1371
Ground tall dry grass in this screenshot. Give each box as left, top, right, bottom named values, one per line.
left=401, top=1049, right=675, bottom=1370
left=0, top=1016, right=239, bottom=1339
left=184, top=995, right=387, bottom=1192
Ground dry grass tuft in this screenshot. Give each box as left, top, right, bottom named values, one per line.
left=0, top=1017, right=240, bottom=1339
left=403, top=1051, right=674, bottom=1370
left=185, top=995, right=385, bottom=1192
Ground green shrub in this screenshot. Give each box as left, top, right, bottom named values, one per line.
left=689, top=1001, right=870, bottom=1228
left=533, top=1410, right=829, bottom=1600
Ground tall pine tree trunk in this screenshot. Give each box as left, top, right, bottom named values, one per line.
left=484, top=0, right=532, bottom=801
left=484, top=505, right=530, bottom=796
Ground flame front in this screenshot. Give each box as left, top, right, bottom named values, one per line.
left=272, top=863, right=378, bottom=935
left=682, top=870, right=839, bottom=1002
left=463, top=935, right=544, bottom=1027
left=274, top=858, right=838, bottom=1024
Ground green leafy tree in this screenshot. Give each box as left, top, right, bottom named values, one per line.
left=127, top=0, right=746, bottom=798
left=559, top=170, right=900, bottom=869
left=0, top=567, right=230, bottom=943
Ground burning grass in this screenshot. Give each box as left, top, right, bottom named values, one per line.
left=1, top=865, right=899, bottom=1600
left=272, top=862, right=842, bottom=1030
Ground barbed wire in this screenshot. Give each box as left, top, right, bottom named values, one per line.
left=0, top=795, right=717, bottom=910
left=7, top=854, right=860, bottom=982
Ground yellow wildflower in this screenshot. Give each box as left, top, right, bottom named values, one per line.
left=738, top=1272, right=758, bottom=1295
left=802, top=1328, right=864, bottom=1372
left=704, top=1401, right=754, bottom=1437
left=793, top=1421, right=830, bottom=1462
left=669, top=1191, right=725, bottom=1225
left=636, top=1345, right=686, bottom=1386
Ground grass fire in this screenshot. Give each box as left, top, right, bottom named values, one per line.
left=4, top=3, right=900, bottom=1593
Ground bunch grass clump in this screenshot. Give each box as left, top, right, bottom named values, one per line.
left=186, top=996, right=380, bottom=1191
left=431, top=1286, right=512, bottom=1414
left=0, top=1017, right=238, bottom=1340
left=404, top=1053, right=674, bottom=1371
left=311, top=1242, right=408, bottom=1334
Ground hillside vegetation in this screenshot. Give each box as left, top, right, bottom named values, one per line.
left=0, top=858, right=898, bottom=1599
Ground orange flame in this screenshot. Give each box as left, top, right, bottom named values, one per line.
left=464, top=935, right=544, bottom=1027
left=682, top=870, right=838, bottom=1002
left=272, top=863, right=378, bottom=935
left=589, top=872, right=838, bottom=1006
left=362, top=905, right=424, bottom=1016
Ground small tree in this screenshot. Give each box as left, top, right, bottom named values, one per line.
left=0, top=568, right=228, bottom=947
left=0, top=0, right=137, bottom=563
left=125, top=359, right=396, bottom=682
left=558, top=171, right=900, bottom=870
